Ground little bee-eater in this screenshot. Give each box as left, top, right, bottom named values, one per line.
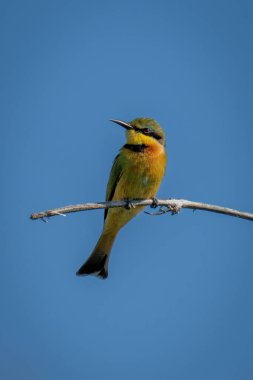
left=76, top=118, right=167, bottom=279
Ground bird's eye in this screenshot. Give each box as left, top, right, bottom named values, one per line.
left=142, top=128, right=150, bottom=134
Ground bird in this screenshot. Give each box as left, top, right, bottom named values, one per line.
left=76, top=117, right=167, bottom=279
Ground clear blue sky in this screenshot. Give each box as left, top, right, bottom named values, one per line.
left=1, top=1, right=253, bottom=379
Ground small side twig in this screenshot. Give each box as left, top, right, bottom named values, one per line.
left=30, top=198, right=253, bottom=222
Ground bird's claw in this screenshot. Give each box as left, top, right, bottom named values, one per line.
left=125, top=200, right=135, bottom=209
left=151, top=197, right=159, bottom=208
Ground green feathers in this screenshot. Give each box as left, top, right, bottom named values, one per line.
left=130, top=118, right=166, bottom=146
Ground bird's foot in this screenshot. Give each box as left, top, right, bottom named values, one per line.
left=125, top=199, right=136, bottom=210
left=151, top=197, right=159, bottom=208
left=144, top=198, right=163, bottom=215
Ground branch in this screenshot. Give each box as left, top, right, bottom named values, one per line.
left=30, top=198, right=253, bottom=222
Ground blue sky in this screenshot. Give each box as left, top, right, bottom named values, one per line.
left=1, top=0, right=253, bottom=379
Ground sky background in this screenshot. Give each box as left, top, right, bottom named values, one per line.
left=1, top=0, right=253, bottom=379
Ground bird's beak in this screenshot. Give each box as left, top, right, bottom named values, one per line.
left=110, top=119, right=133, bottom=130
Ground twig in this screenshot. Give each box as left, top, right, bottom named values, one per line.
left=30, top=199, right=253, bottom=222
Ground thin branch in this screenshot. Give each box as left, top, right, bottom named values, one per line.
left=30, top=198, right=253, bottom=222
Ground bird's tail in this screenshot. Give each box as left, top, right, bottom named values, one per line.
left=76, top=231, right=117, bottom=279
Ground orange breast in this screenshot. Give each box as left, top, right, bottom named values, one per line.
left=104, top=142, right=167, bottom=233
left=115, top=142, right=166, bottom=200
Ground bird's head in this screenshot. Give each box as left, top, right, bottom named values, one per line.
left=110, top=117, right=165, bottom=147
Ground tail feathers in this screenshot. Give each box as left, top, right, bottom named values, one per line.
left=76, top=232, right=117, bottom=279
left=76, top=251, right=109, bottom=279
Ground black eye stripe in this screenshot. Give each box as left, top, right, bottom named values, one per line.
left=131, top=125, right=162, bottom=140
left=150, top=131, right=162, bottom=140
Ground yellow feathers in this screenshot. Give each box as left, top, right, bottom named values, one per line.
left=76, top=118, right=167, bottom=279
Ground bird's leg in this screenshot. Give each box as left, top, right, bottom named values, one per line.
left=151, top=197, right=159, bottom=208
left=125, top=199, right=136, bottom=209
left=144, top=198, right=161, bottom=215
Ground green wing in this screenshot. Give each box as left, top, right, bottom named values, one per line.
left=104, top=153, right=124, bottom=221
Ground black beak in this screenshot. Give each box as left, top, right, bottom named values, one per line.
left=110, top=119, right=133, bottom=130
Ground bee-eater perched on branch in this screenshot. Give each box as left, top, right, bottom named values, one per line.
left=76, top=118, right=167, bottom=279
